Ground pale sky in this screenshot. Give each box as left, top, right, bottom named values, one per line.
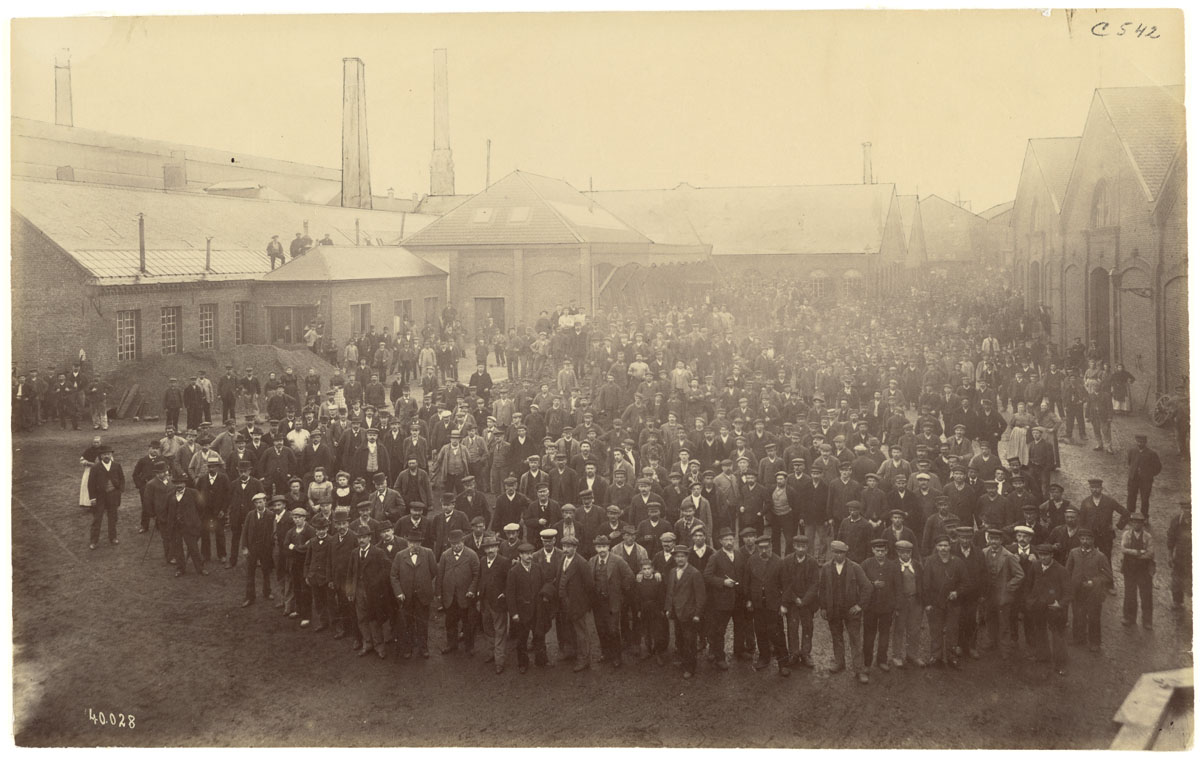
left=10, top=10, right=1185, bottom=211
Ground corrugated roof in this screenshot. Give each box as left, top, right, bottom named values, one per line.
left=402, top=171, right=652, bottom=247
left=1029, top=137, right=1081, bottom=213
left=12, top=178, right=439, bottom=284
left=589, top=183, right=896, bottom=256
left=415, top=194, right=473, bottom=216
left=1096, top=85, right=1185, bottom=201
left=260, top=245, right=447, bottom=283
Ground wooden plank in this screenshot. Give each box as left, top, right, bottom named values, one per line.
left=1112, top=668, right=1194, bottom=750
left=117, top=383, right=141, bottom=418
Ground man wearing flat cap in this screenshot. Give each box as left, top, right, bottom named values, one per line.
left=557, top=536, right=594, bottom=671
left=982, top=527, right=1024, bottom=657
left=1125, top=434, right=1163, bottom=519
left=818, top=540, right=874, bottom=683
left=590, top=533, right=635, bottom=668
left=923, top=533, right=966, bottom=668
left=1025, top=543, right=1069, bottom=675
left=1065, top=528, right=1112, bottom=652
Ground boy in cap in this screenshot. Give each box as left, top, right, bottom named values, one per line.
left=634, top=556, right=668, bottom=664
left=285, top=508, right=315, bottom=626
left=818, top=540, right=874, bottom=683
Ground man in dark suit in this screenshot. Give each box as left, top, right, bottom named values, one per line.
left=506, top=542, right=546, bottom=672
left=703, top=526, right=750, bottom=668
left=396, top=501, right=434, bottom=552
left=819, top=540, right=874, bottom=683
left=455, top=476, right=489, bottom=524
left=258, top=437, right=298, bottom=497
left=1125, top=434, right=1163, bottom=519
left=781, top=533, right=820, bottom=668
left=86, top=445, right=126, bottom=550
left=195, top=456, right=230, bottom=564
left=394, top=457, right=434, bottom=510
left=366, top=472, right=405, bottom=524
left=665, top=544, right=706, bottom=679
left=478, top=536, right=512, bottom=673
left=534, top=529, right=565, bottom=664
left=240, top=492, right=274, bottom=604
left=434, top=494, right=472, bottom=558
left=228, top=461, right=265, bottom=568
left=167, top=474, right=207, bottom=577
left=747, top=533, right=789, bottom=675
left=589, top=534, right=635, bottom=668
left=390, top=535, right=437, bottom=658
left=436, top=529, right=480, bottom=655
left=860, top=538, right=901, bottom=672
left=330, top=511, right=362, bottom=645
left=557, top=536, right=594, bottom=672
left=490, top=476, right=529, bottom=534
left=302, top=429, right=336, bottom=479
left=349, top=528, right=392, bottom=658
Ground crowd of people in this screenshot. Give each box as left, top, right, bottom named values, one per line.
left=68, top=271, right=1191, bottom=681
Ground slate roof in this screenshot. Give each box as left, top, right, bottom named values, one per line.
left=12, top=178, right=438, bottom=285
left=401, top=171, right=652, bottom=247
left=259, top=245, right=446, bottom=283
left=588, top=183, right=897, bottom=256
left=1096, top=85, right=1185, bottom=201
left=978, top=201, right=1015, bottom=221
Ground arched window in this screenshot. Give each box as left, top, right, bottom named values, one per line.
left=1091, top=179, right=1114, bottom=228
left=810, top=270, right=830, bottom=299
left=842, top=269, right=864, bottom=298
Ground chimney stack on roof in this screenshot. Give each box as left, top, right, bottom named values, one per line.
left=137, top=213, right=147, bottom=275
left=862, top=142, right=873, bottom=185
left=341, top=57, right=373, bottom=209
left=205, top=237, right=213, bottom=273
left=55, top=49, right=73, bottom=127
left=430, top=49, right=455, bottom=196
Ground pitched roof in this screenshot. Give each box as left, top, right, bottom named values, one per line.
left=1028, top=137, right=1081, bottom=213
left=12, top=178, right=438, bottom=284
left=588, top=183, right=897, bottom=256
left=1096, top=85, right=1185, bottom=201
left=402, top=171, right=652, bottom=247
left=978, top=201, right=1014, bottom=221
left=919, top=195, right=988, bottom=262
left=259, top=245, right=446, bottom=283
left=896, top=194, right=919, bottom=241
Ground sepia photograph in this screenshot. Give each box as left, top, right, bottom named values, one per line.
left=7, top=8, right=1193, bottom=749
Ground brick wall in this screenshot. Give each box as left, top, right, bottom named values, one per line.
left=11, top=214, right=93, bottom=375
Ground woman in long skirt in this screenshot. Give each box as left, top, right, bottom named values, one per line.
left=1006, top=401, right=1034, bottom=466
left=79, top=436, right=104, bottom=508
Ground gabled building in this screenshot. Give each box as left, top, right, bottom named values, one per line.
left=401, top=170, right=706, bottom=333
left=1055, top=84, right=1186, bottom=396
left=979, top=201, right=1015, bottom=270
left=589, top=182, right=907, bottom=300
left=897, top=194, right=927, bottom=272
left=1010, top=137, right=1081, bottom=318
left=919, top=194, right=989, bottom=272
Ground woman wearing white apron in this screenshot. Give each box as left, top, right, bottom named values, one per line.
left=79, top=436, right=104, bottom=508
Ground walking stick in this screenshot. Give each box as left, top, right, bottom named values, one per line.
left=142, top=520, right=158, bottom=561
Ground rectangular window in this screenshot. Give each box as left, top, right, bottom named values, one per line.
left=234, top=302, right=246, bottom=346
left=393, top=299, right=412, bottom=334
left=423, top=296, right=440, bottom=328
left=160, top=306, right=181, bottom=355
left=350, top=303, right=372, bottom=337
left=811, top=278, right=827, bottom=299
left=117, top=309, right=140, bottom=362
left=199, top=303, right=217, bottom=350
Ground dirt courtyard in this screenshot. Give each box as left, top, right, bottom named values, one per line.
left=11, top=415, right=1193, bottom=748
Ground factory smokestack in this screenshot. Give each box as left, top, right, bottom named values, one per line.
left=862, top=142, right=873, bottom=185
left=55, top=49, right=73, bottom=127
left=341, top=57, right=372, bottom=209
left=430, top=49, right=455, bottom=196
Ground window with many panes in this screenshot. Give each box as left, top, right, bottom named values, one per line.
left=234, top=302, right=246, bottom=345
left=810, top=272, right=829, bottom=299
left=117, top=309, right=141, bottom=362
left=350, top=303, right=371, bottom=337
left=199, top=304, right=217, bottom=350
left=161, top=306, right=181, bottom=355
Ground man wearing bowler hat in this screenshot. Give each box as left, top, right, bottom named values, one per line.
left=86, top=444, right=125, bottom=550
left=436, top=528, right=480, bottom=655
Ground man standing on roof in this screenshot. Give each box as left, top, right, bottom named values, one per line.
left=267, top=235, right=285, bottom=270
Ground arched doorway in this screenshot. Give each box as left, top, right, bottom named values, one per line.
left=1028, top=260, right=1042, bottom=308
left=1089, top=267, right=1111, bottom=363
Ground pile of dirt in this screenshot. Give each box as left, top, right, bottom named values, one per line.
left=103, top=345, right=341, bottom=418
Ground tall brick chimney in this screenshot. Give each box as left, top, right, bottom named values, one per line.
left=430, top=49, right=455, bottom=196
left=55, top=49, right=73, bottom=127
left=341, top=57, right=373, bottom=209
